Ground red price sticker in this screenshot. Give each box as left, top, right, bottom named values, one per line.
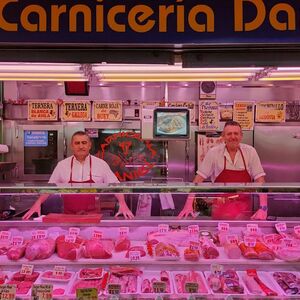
left=92, top=230, right=103, bottom=240
left=218, top=222, right=229, bottom=232
left=52, top=266, right=66, bottom=277
left=69, top=227, right=80, bottom=236
left=12, top=236, right=24, bottom=247
left=20, top=264, right=34, bottom=276
left=226, top=235, right=239, bottom=245
left=188, top=225, right=199, bottom=235
left=129, top=250, right=141, bottom=262
left=158, top=224, right=169, bottom=233
left=189, top=241, right=200, bottom=251
left=247, top=224, right=259, bottom=234
left=32, top=230, right=48, bottom=240
left=0, top=285, right=16, bottom=300
left=0, top=231, right=11, bottom=241
left=64, top=235, right=76, bottom=243
left=32, top=284, right=53, bottom=300
left=119, top=227, right=129, bottom=237
left=294, top=225, right=300, bottom=236
left=275, top=222, right=287, bottom=233
left=244, top=236, right=256, bottom=247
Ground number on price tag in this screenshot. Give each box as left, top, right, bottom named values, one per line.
left=119, top=227, right=129, bottom=237
left=76, top=288, right=98, bottom=299
left=31, top=284, right=53, bottom=300
left=188, top=225, right=199, bottom=235
left=244, top=236, right=256, bottom=247
left=158, top=224, right=169, bottom=233
left=189, top=241, right=200, bottom=251
left=92, top=230, right=103, bottom=240
left=20, top=264, right=34, bottom=276
left=32, top=230, right=48, bottom=240
left=108, top=284, right=121, bottom=295
left=218, top=222, right=229, bottom=232
left=0, top=285, right=16, bottom=300
left=294, top=225, right=300, bottom=236
left=226, top=235, right=239, bottom=245
left=185, top=282, right=199, bottom=294
left=0, top=231, right=11, bottom=241
left=247, top=224, right=259, bottom=234
left=275, top=222, right=287, bottom=233
left=69, top=227, right=80, bottom=236
left=283, top=238, right=294, bottom=248
left=264, top=234, right=275, bottom=244
left=11, top=236, right=24, bottom=247
left=152, top=282, right=166, bottom=294
left=64, top=235, right=76, bottom=243
left=52, top=266, right=66, bottom=277
left=129, top=250, right=141, bottom=262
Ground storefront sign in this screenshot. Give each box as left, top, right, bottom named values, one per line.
left=93, top=101, right=122, bottom=121
left=28, top=100, right=58, bottom=121
left=168, top=101, right=196, bottom=122
left=199, top=101, right=219, bottom=130
left=255, top=101, right=286, bottom=123
left=233, top=101, right=254, bottom=130
left=61, top=101, right=91, bottom=121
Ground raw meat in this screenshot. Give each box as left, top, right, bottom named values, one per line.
left=56, top=235, right=84, bottom=261
left=83, top=239, right=112, bottom=259
left=200, top=237, right=219, bottom=259
left=243, top=274, right=263, bottom=295
left=109, top=266, right=142, bottom=277
left=42, top=271, right=72, bottom=281
left=239, top=242, right=258, bottom=259
left=184, top=248, right=200, bottom=261
left=155, top=242, right=180, bottom=259
left=147, top=230, right=190, bottom=246
left=79, top=268, right=103, bottom=279
left=25, top=238, right=55, bottom=260
left=7, top=244, right=27, bottom=261
left=8, top=271, right=39, bottom=295
left=125, top=246, right=146, bottom=258
left=174, top=271, right=208, bottom=294
left=273, top=272, right=300, bottom=295
left=115, top=237, right=130, bottom=252
left=224, top=243, right=241, bottom=259
left=254, top=242, right=275, bottom=260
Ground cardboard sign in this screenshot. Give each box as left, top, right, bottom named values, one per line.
left=199, top=100, right=219, bottom=130
left=107, top=284, right=121, bottom=295
left=233, top=101, right=254, bottom=130
left=0, top=285, right=16, bottom=300
left=76, top=288, right=98, bottom=299
left=52, top=266, right=66, bottom=277
left=20, top=264, right=34, bottom=276
left=31, top=284, right=53, bottom=300
left=61, top=101, right=91, bottom=121
left=28, top=100, right=58, bottom=121
left=185, top=282, right=199, bottom=294
left=93, top=101, right=122, bottom=121
left=255, top=101, right=286, bottom=122
left=152, top=282, right=166, bottom=293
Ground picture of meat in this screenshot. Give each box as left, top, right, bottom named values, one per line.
left=56, top=235, right=84, bottom=261
left=157, top=114, right=185, bottom=134
left=25, top=238, right=55, bottom=261
left=83, top=239, right=112, bottom=259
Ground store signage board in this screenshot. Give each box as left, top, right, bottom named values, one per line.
left=168, top=101, right=196, bottom=122
left=93, top=101, right=122, bottom=121
left=233, top=101, right=254, bottom=130
left=61, top=101, right=91, bottom=121
left=199, top=101, right=219, bottom=131
left=255, top=101, right=286, bottom=123
left=1, top=1, right=300, bottom=45
left=28, top=100, right=58, bottom=121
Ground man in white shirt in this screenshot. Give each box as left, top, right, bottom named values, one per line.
left=179, top=121, right=268, bottom=220
left=23, top=131, right=134, bottom=220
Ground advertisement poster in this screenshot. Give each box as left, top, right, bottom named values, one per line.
left=255, top=101, right=286, bottom=123
left=233, top=101, right=254, bottom=130
left=199, top=101, right=219, bottom=130
left=93, top=101, right=122, bottom=121
left=61, top=101, right=91, bottom=121
left=28, top=100, right=58, bottom=121
left=168, top=101, right=196, bottom=122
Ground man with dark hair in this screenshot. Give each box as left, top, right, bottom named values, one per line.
left=179, top=121, right=267, bottom=220
left=23, top=131, right=134, bottom=220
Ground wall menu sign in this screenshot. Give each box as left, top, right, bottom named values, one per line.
left=255, top=101, right=286, bottom=122
left=168, top=101, right=196, bottom=122
left=28, top=100, right=58, bottom=121
left=199, top=100, right=219, bottom=131
left=233, top=101, right=254, bottom=130
left=93, top=101, right=122, bottom=121
left=61, top=101, right=91, bottom=121
left=0, top=1, right=300, bottom=45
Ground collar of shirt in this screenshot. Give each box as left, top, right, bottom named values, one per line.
left=72, top=154, right=91, bottom=165
left=223, top=145, right=242, bottom=166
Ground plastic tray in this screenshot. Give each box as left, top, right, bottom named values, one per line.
left=41, top=270, right=75, bottom=282
left=269, top=271, right=300, bottom=297
left=140, top=271, right=173, bottom=296
left=78, top=268, right=103, bottom=280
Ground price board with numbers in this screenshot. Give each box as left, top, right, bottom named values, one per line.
left=152, top=281, right=166, bottom=294
left=0, top=285, right=16, bottom=300
left=76, top=288, right=98, bottom=300
left=31, top=284, right=53, bottom=300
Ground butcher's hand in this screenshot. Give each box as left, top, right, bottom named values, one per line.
left=23, top=199, right=41, bottom=220
left=251, top=208, right=267, bottom=220
left=115, top=201, right=134, bottom=220
left=178, top=196, right=196, bottom=219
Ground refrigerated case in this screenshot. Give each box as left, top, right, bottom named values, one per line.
left=0, top=183, right=299, bottom=299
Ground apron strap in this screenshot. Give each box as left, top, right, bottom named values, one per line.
left=223, top=148, right=247, bottom=171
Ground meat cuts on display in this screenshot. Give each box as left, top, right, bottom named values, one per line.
left=83, top=239, right=112, bottom=259
left=56, top=235, right=84, bottom=261
left=25, top=238, right=55, bottom=261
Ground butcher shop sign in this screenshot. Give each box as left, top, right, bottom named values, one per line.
left=255, top=101, right=286, bottom=123
left=93, top=101, right=122, bottom=121
left=61, top=101, right=91, bottom=121
left=28, top=100, right=58, bottom=121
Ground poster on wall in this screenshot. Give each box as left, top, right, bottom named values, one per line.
left=199, top=100, right=219, bottom=130
left=61, top=101, right=91, bottom=121
left=255, top=101, right=286, bottom=123
left=168, top=101, right=196, bottom=122
left=28, top=100, right=58, bottom=121
left=233, top=101, right=254, bottom=130
left=93, top=101, right=122, bottom=121
left=219, top=105, right=233, bottom=121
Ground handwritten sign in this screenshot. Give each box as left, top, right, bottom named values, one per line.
left=31, top=284, right=53, bottom=300
left=28, top=100, right=58, bottom=121
left=158, top=224, right=169, bottom=233
left=92, top=230, right=103, bottom=240
left=76, top=288, right=98, bottom=299
left=93, top=101, right=122, bottom=121
left=255, top=101, right=286, bottom=123
left=61, top=101, right=91, bottom=121
left=20, top=264, right=34, bottom=276
left=233, top=101, right=254, bottom=130
left=152, top=282, right=166, bottom=293
left=53, top=266, right=66, bottom=277
left=0, top=285, right=16, bottom=300
left=199, top=101, right=219, bottom=130
left=107, top=284, right=121, bottom=295
left=119, top=227, right=129, bottom=237
left=218, top=222, right=229, bottom=232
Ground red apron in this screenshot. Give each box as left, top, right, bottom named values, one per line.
left=63, top=156, right=97, bottom=214
left=212, top=148, right=252, bottom=220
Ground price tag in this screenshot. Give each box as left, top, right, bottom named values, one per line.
left=158, top=224, right=169, bottom=233
left=283, top=238, right=294, bottom=248
left=218, top=222, right=229, bottom=232
left=69, top=227, right=80, bottom=236
left=76, top=288, right=98, bottom=299
left=108, top=284, right=121, bottom=295
left=275, top=222, right=287, bottom=233
left=64, top=235, right=76, bottom=243
left=210, top=264, right=224, bottom=276
left=20, top=264, right=34, bottom=276
left=246, top=224, right=259, bottom=234
left=0, top=284, right=16, bottom=300
left=152, top=281, right=166, bottom=293
left=294, top=225, right=300, bottom=236
left=226, top=235, right=239, bottom=245
left=92, top=230, right=103, bottom=240
left=185, top=282, right=199, bottom=294
left=32, top=230, right=48, bottom=240
left=189, top=241, right=200, bottom=251
left=52, top=266, right=66, bottom=277
left=11, top=236, right=24, bottom=247
left=119, top=227, right=129, bottom=237
left=244, top=236, right=256, bottom=247
left=128, top=250, right=141, bottom=262
left=188, top=225, right=199, bottom=235
left=0, top=231, right=11, bottom=241
left=263, top=234, right=276, bottom=244
left=31, top=284, right=53, bottom=300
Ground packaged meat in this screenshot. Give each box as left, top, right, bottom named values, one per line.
left=184, top=248, right=200, bottom=261
left=8, top=271, right=40, bottom=295
left=109, top=266, right=142, bottom=277
left=115, top=236, right=131, bottom=252
left=25, top=238, right=55, bottom=261
left=83, top=239, right=112, bottom=259
left=200, top=237, right=219, bottom=259
left=41, top=270, right=74, bottom=282
left=154, top=242, right=180, bottom=260
left=147, top=230, right=190, bottom=247
left=56, top=235, right=84, bottom=261
left=271, top=271, right=300, bottom=295
left=79, top=268, right=103, bottom=280
left=224, top=242, right=242, bottom=259
left=125, top=246, right=146, bottom=258
left=141, top=271, right=173, bottom=295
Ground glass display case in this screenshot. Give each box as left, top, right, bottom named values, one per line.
left=0, top=183, right=299, bottom=299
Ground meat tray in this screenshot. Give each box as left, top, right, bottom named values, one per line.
left=269, top=271, right=300, bottom=297
left=41, top=270, right=75, bottom=282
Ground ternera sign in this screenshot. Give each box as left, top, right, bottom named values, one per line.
left=0, top=0, right=299, bottom=45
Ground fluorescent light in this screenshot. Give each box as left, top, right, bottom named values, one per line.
left=0, top=77, right=87, bottom=81
left=277, top=67, right=300, bottom=71
left=260, top=77, right=300, bottom=81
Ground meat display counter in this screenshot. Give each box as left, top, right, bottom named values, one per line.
left=0, top=183, right=299, bottom=299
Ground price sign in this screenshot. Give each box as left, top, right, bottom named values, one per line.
left=294, top=225, right=300, bottom=236
left=263, top=234, right=276, bottom=244
left=20, top=264, right=34, bottom=275
left=128, top=250, right=141, bottom=262
left=189, top=241, right=200, bottom=251
left=108, top=284, right=121, bottom=295
left=52, top=266, right=66, bottom=277
left=244, top=236, right=256, bottom=247
left=11, top=236, right=24, bottom=247
left=210, top=264, right=224, bottom=276
left=64, top=235, right=76, bottom=243
left=152, top=282, right=166, bottom=293
left=0, top=285, right=16, bottom=300
left=246, top=224, right=259, bottom=234
left=275, top=222, right=287, bottom=233
left=32, top=230, right=48, bottom=240
left=226, top=235, right=239, bottom=245
left=31, top=284, right=53, bottom=300
left=158, top=224, right=169, bottom=233
left=283, top=238, right=294, bottom=248
left=69, top=227, right=80, bottom=236
left=185, top=282, right=199, bottom=294
left=0, top=231, right=11, bottom=241
left=92, top=230, right=103, bottom=240
left=188, top=225, right=199, bottom=235
left=76, top=288, right=98, bottom=299
left=119, top=227, right=129, bottom=237
left=218, top=222, right=229, bottom=232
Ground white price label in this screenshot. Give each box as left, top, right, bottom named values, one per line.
left=32, top=230, right=48, bottom=240
left=64, top=235, right=76, bottom=243
left=119, top=227, right=129, bottom=237
left=158, top=224, right=169, bottom=233
left=108, top=284, right=121, bottom=295
left=0, top=231, right=11, bottom=241
left=152, top=282, right=166, bottom=293
left=189, top=241, right=200, bottom=251
left=218, top=222, right=229, bottom=232
left=264, top=234, right=276, bottom=244
left=188, top=225, right=199, bottom=235
left=11, top=236, right=24, bottom=247
left=283, top=238, right=294, bottom=248
left=210, top=263, right=224, bottom=275
left=185, top=282, right=199, bottom=294
left=0, top=285, right=16, bottom=300
left=129, top=250, right=141, bottom=262
left=226, top=235, right=239, bottom=245
left=52, top=266, right=66, bottom=277
left=69, top=227, right=80, bottom=236
left=92, top=230, right=103, bottom=240
left=294, top=225, right=300, bottom=236
left=247, top=224, right=259, bottom=234
left=244, top=236, right=256, bottom=247
left=20, top=264, right=34, bottom=275
left=275, top=222, right=287, bottom=233
left=31, top=284, right=53, bottom=300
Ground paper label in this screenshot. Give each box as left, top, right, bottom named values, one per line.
left=128, top=250, right=141, bottom=262
left=152, top=282, right=166, bottom=293
left=158, top=224, right=169, bottom=233
left=275, top=222, right=287, bottom=233
left=92, top=230, right=103, bottom=240
left=52, top=266, right=66, bottom=277
left=264, top=234, right=276, bottom=244
left=31, top=284, right=53, bottom=300
left=185, top=282, right=199, bottom=294
left=188, top=225, right=200, bottom=235
left=0, top=231, right=11, bottom=241
left=210, top=264, right=224, bottom=276
left=76, top=288, right=98, bottom=299
left=244, top=236, right=256, bottom=247
left=108, top=284, right=121, bottom=295
left=119, top=227, right=129, bottom=237
left=11, top=236, right=24, bottom=247
left=69, top=227, right=80, bottom=236
left=32, top=230, right=48, bottom=240
left=218, top=222, right=229, bottom=232
left=294, top=225, right=300, bottom=236
left=64, top=235, right=76, bottom=243
left=20, top=264, right=34, bottom=275
left=189, top=241, right=200, bottom=251
left=0, top=285, right=16, bottom=300
left=226, top=235, right=239, bottom=245
left=283, top=238, right=294, bottom=248
left=246, top=224, right=259, bottom=234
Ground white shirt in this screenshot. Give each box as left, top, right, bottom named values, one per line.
left=49, top=154, right=119, bottom=184
left=197, top=143, right=265, bottom=182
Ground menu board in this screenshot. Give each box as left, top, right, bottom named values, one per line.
left=168, top=101, right=196, bottom=122
left=255, top=101, right=286, bottom=122
left=28, top=100, right=58, bottom=121
left=233, top=101, right=254, bottom=130
left=93, top=101, right=122, bottom=121
left=199, top=100, right=219, bottom=130
left=61, top=101, right=91, bottom=121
